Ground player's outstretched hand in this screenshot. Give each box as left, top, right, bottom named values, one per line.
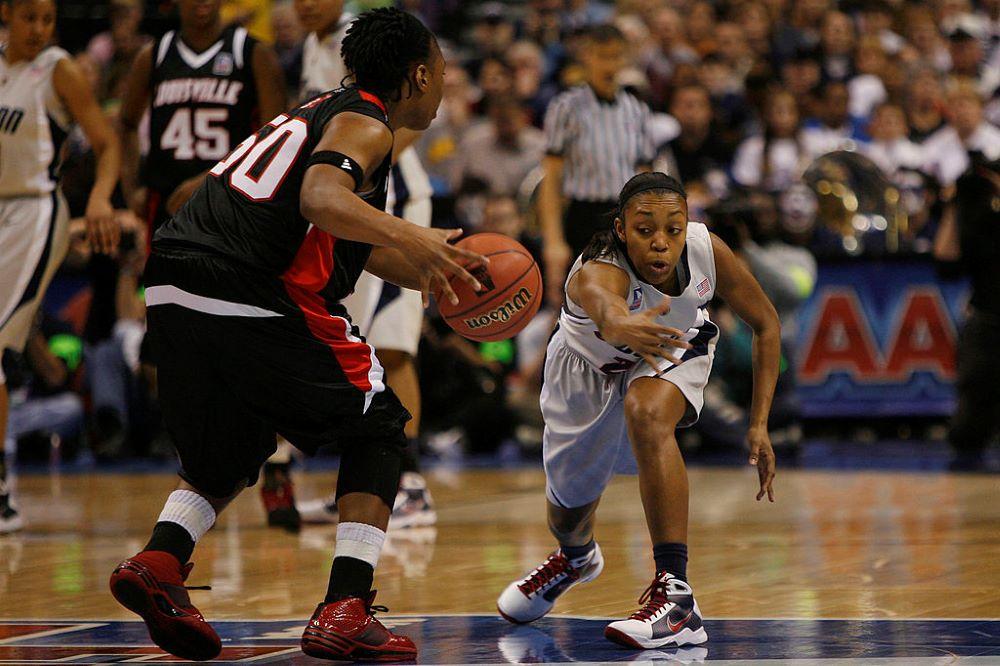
left=85, top=196, right=119, bottom=255
left=748, top=426, right=776, bottom=502
left=399, top=227, right=489, bottom=307
left=606, top=297, right=692, bottom=370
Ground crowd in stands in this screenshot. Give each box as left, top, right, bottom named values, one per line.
left=3, top=0, right=997, bottom=464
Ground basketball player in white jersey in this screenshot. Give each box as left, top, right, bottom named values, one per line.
left=291, top=0, right=436, bottom=528
left=0, top=0, right=121, bottom=533
left=496, top=173, right=780, bottom=649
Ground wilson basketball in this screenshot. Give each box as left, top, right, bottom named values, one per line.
left=437, top=233, right=543, bottom=342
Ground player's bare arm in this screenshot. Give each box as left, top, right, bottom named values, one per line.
left=302, top=111, right=486, bottom=305
left=119, top=43, right=153, bottom=215
left=54, top=55, right=121, bottom=255
left=711, top=232, right=781, bottom=502
left=364, top=247, right=422, bottom=291
left=540, top=154, right=569, bottom=307
left=569, top=261, right=691, bottom=369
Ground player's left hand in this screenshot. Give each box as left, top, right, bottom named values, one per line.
left=166, top=174, right=206, bottom=215
left=85, top=196, right=119, bottom=255
left=747, top=425, right=776, bottom=502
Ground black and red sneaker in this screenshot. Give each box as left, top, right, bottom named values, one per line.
left=109, top=551, right=221, bottom=661
left=301, top=591, right=416, bottom=662
left=261, top=463, right=301, bottom=533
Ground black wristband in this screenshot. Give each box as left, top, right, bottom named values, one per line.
left=307, top=150, right=364, bottom=191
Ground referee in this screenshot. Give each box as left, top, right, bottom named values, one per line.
left=539, top=24, right=655, bottom=305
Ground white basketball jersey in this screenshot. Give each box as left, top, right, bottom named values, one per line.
left=558, top=221, right=718, bottom=374
left=299, top=18, right=353, bottom=102
left=0, top=46, right=72, bottom=198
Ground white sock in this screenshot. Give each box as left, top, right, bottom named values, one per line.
left=335, top=521, right=386, bottom=567
left=157, top=490, right=216, bottom=543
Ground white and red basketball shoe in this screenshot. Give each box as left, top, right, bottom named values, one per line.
left=604, top=572, right=708, bottom=649
left=497, top=544, right=604, bottom=623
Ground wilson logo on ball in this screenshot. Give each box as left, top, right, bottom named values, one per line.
left=463, top=288, right=534, bottom=330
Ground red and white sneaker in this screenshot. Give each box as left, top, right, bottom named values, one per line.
left=604, top=572, right=708, bottom=649
left=497, top=543, right=604, bottom=624
left=109, top=551, right=221, bottom=661
left=301, top=591, right=416, bottom=662
left=261, top=463, right=301, bottom=532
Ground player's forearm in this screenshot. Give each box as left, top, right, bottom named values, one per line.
left=301, top=177, right=415, bottom=249
left=580, top=287, right=631, bottom=343
left=120, top=127, right=142, bottom=201
left=365, top=247, right=423, bottom=291
left=539, top=164, right=565, bottom=246
left=89, top=133, right=121, bottom=204
left=748, top=322, right=781, bottom=429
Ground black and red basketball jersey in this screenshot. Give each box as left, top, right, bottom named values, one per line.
left=146, top=26, right=259, bottom=197
left=153, top=87, right=392, bottom=305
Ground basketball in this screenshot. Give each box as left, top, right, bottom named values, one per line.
left=437, top=233, right=543, bottom=342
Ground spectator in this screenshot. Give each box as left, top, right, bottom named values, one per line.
left=801, top=81, right=869, bottom=157
left=849, top=36, right=889, bottom=119
left=732, top=88, right=807, bottom=191
left=453, top=97, right=546, bottom=197
left=686, top=1, right=718, bottom=56
left=85, top=0, right=150, bottom=106
left=903, top=7, right=953, bottom=73
left=945, top=16, right=1000, bottom=97
left=907, top=67, right=949, bottom=142
left=781, top=46, right=823, bottom=117
left=538, top=24, right=655, bottom=305
left=922, top=82, right=1000, bottom=186
left=654, top=85, right=731, bottom=193
left=476, top=55, right=516, bottom=112
left=506, top=40, right=558, bottom=125
left=736, top=1, right=774, bottom=59
left=864, top=103, right=925, bottom=176
left=270, top=0, right=304, bottom=97
left=643, top=7, right=700, bottom=109
left=858, top=0, right=905, bottom=55
left=818, top=11, right=856, bottom=83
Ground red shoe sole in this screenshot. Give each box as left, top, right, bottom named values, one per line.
left=110, top=563, right=221, bottom=661
left=604, top=626, right=645, bottom=649
left=302, top=626, right=417, bottom=662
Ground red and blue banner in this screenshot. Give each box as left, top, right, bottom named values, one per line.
left=795, top=261, right=968, bottom=417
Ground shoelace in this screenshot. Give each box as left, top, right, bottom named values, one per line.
left=368, top=604, right=389, bottom=617
left=630, top=579, right=670, bottom=621
left=517, top=553, right=577, bottom=595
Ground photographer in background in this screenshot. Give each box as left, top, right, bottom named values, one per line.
left=699, top=192, right=817, bottom=454
left=935, top=155, right=1000, bottom=470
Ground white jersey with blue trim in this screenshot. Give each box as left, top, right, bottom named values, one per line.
left=558, top=221, right=718, bottom=375
left=0, top=46, right=73, bottom=198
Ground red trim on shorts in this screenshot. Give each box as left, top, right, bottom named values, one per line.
left=358, top=90, right=387, bottom=114
left=281, top=227, right=375, bottom=394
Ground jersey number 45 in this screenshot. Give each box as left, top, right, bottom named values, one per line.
left=161, top=108, right=230, bottom=161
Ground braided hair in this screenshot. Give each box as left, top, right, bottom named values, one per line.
left=581, top=172, right=687, bottom=263
left=341, top=8, right=436, bottom=102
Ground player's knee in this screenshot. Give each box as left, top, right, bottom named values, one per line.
left=336, top=436, right=405, bottom=509
left=624, top=390, right=682, bottom=434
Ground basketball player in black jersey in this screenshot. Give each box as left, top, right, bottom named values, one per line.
left=119, top=0, right=286, bottom=235
left=108, top=9, right=486, bottom=662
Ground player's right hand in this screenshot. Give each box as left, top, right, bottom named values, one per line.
left=399, top=227, right=489, bottom=307
left=604, top=297, right=692, bottom=370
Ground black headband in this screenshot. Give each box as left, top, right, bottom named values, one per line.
left=617, top=172, right=687, bottom=213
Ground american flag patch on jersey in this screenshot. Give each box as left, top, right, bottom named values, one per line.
left=696, top=278, right=711, bottom=298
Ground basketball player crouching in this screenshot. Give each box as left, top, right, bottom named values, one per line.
left=497, top=172, right=780, bottom=649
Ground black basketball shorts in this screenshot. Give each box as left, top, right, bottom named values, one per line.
left=143, top=249, right=410, bottom=498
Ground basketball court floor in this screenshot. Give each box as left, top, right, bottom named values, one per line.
left=1, top=463, right=998, bottom=663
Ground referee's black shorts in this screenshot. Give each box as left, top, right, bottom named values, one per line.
left=564, top=199, right=617, bottom=258
left=144, top=249, right=410, bottom=498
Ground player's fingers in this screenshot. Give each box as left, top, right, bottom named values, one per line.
left=656, top=334, right=693, bottom=350
left=653, top=297, right=672, bottom=315
left=443, top=258, right=483, bottom=293
left=639, top=352, right=660, bottom=369
left=443, top=227, right=464, bottom=241
left=447, top=245, right=490, bottom=268
left=748, top=442, right=760, bottom=466
left=434, top=270, right=460, bottom=305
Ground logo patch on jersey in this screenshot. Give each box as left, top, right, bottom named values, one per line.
left=213, top=53, right=234, bottom=76
left=696, top=278, right=711, bottom=298
left=629, top=286, right=643, bottom=310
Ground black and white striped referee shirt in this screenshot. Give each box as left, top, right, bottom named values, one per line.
left=544, top=85, right=656, bottom=202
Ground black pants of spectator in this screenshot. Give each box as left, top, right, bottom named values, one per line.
left=564, top=199, right=617, bottom=258
left=949, top=308, right=1000, bottom=461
